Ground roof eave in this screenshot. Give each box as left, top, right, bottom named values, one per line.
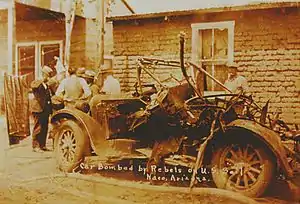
left=107, top=2, right=300, bottom=21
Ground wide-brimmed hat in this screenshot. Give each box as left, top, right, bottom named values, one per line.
left=76, top=67, right=86, bottom=76
left=227, top=63, right=238, bottom=69
left=42, top=66, right=53, bottom=75
left=84, top=70, right=96, bottom=78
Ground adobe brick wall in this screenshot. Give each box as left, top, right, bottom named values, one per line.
left=112, top=7, right=300, bottom=125
left=112, top=16, right=193, bottom=92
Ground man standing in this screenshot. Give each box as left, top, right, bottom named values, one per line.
left=101, top=69, right=121, bottom=94
left=30, top=66, right=53, bottom=152
left=55, top=67, right=91, bottom=109
left=224, top=63, right=249, bottom=94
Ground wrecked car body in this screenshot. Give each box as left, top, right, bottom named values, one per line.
left=50, top=35, right=300, bottom=198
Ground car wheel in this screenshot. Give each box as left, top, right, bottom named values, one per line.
left=54, top=120, right=90, bottom=173
left=211, top=141, right=275, bottom=197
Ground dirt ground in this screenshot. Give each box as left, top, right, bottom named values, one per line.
left=0, top=140, right=256, bottom=204
left=0, top=117, right=299, bottom=204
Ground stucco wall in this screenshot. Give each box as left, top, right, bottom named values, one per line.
left=0, top=12, right=87, bottom=114
left=112, top=7, right=300, bottom=124
left=85, top=19, right=114, bottom=69
left=0, top=10, right=8, bottom=75
left=0, top=10, right=8, bottom=114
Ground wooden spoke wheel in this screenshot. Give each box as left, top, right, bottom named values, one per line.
left=211, top=142, right=275, bottom=197
left=54, top=120, right=90, bottom=173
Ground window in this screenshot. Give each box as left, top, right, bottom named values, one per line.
left=18, top=45, right=36, bottom=76
left=15, top=42, right=38, bottom=83
left=40, top=44, right=61, bottom=69
left=16, top=41, right=63, bottom=82
left=39, top=41, right=63, bottom=78
left=191, top=21, right=235, bottom=93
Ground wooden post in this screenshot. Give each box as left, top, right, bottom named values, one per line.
left=96, top=0, right=105, bottom=69
left=64, top=0, right=77, bottom=73
left=100, top=0, right=105, bottom=67
left=8, top=0, right=16, bottom=75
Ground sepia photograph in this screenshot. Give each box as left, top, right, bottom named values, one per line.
left=0, top=0, right=299, bottom=203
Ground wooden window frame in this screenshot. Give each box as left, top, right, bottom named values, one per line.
left=191, top=21, right=235, bottom=94
left=15, top=41, right=63, bottom=79
left=15, top=41, right=38, bottom=78
left=38, top=40, right=63, bottom=78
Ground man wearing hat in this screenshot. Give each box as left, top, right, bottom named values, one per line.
left=224, top=63, right=249, bottom=94
left=100, top=69, right=121, bottom=94
left=30, top=66, right=53, bottom=152
left=82, top=69, right=101, bottom=97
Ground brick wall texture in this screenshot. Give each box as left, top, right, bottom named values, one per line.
left=112, top=7, right=300, bottom=125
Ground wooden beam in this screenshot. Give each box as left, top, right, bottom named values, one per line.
left=7, top=0, right=15, bottom=75
left=107, top=2, right=300, bottom=21
left=120, top=0, right=135, bottom=14
left=96, top=0, right=105, bottom=70
left=64, top=0, right=77, bottom=72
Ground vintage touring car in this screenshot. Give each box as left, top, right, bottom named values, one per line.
left=50, top=35, right=300, bottom=198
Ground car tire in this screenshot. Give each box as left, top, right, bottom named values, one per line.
left=54, top=120, right=90, bottom=173
left=211, top=140, right=275, bottom=197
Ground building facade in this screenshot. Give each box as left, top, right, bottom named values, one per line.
left=109, top=2, right=300, bottom=125
left=0, top=0, right=131, bottom=113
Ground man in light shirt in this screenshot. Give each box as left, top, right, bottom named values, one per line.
left=101, top=69, right=121, bottom=94
left=55, top=67, right=91, bottom=109
left=224, top=63, right=249, bottom=94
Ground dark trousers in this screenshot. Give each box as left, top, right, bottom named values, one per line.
left=32, top=111, right=50, bottom=149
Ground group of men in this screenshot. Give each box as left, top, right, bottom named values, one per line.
left=29, top=59, right=248, bottom=153
left=30, top=63, right=121, bottom=152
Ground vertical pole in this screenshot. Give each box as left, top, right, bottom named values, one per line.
left=100, top=0, right=105, bottom=67
left=96, top=0, right=105, bottom=70
left=211, top=29, right=215, bottom=91
left=8, top=0, right=15, bottom=75
left=64, top=0, right=77, bottom=74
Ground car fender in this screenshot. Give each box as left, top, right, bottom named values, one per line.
left=226, top=119, right=293, bottom=178
left=51, top=108, right=110, bottom=157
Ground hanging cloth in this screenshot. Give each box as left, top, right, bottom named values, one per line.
left=3, top=72, right=33, bottom=139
